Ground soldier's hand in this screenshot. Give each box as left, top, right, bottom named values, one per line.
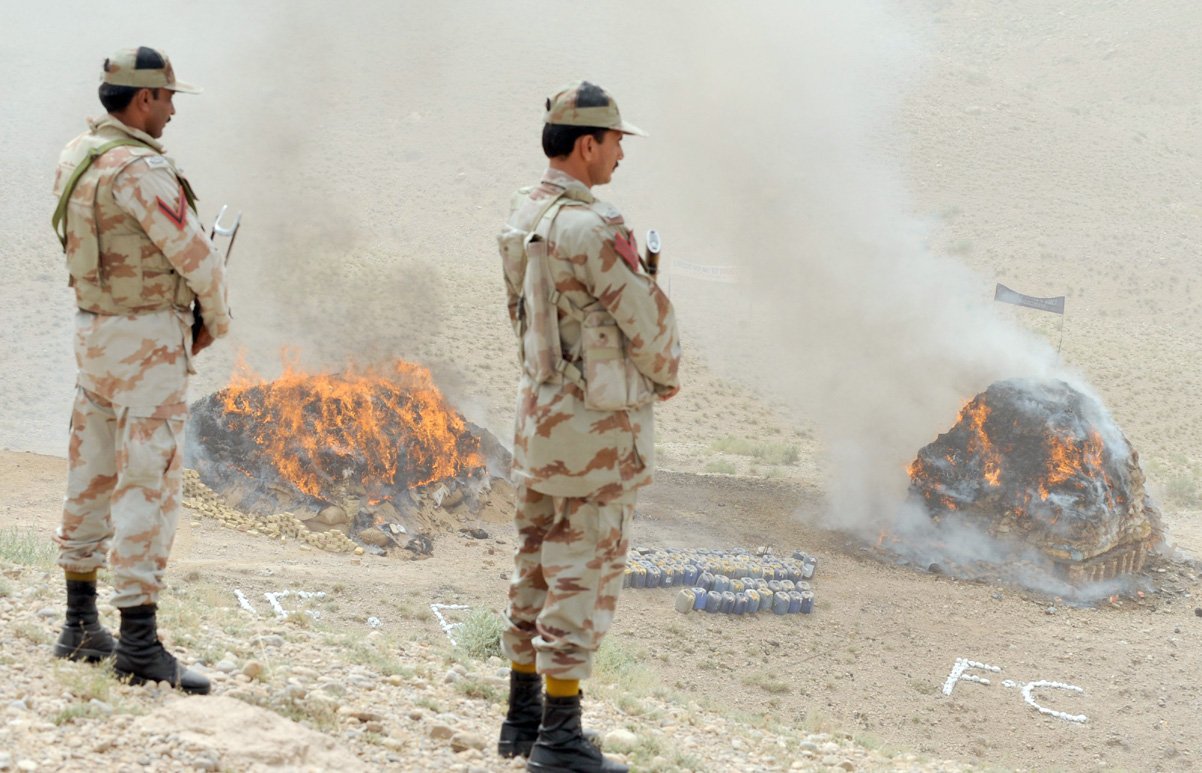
left=192, top=325, right=215, bottom=356
left=658, top=386, right=680, bottom=401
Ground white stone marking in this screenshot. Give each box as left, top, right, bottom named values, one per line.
left=1020, top=680, right=1088, bottom=723
left=430, top=603, right=470, bottom=646
left=233, top=588, right=256, bottom=614
left=263, top=590, right=327, bottom=619
left=942, top=658, right=1002, bottom=696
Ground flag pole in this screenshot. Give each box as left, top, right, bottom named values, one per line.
left=993, top=282, right=1067, bottom=360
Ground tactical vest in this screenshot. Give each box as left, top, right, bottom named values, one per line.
left=499, top=187, right=655, bottom=412
left=52, top=128, right=198, bottom=315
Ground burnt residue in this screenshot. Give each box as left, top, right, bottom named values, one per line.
left=908, top=378, right=1163, bottom=583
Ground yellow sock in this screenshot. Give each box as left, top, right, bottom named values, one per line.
left=65, top=570, right=97, bottom=582
left=511, top=661, right=537, bottom=675
left=545, top=676, right=580, bottom=698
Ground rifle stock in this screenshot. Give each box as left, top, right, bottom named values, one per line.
left=645, top=228, right=661, bottom=281
left=192, top=205, right=242, bottom=340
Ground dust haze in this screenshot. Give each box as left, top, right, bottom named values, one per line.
left=0, top=0, right=1115, bottom=538
left=5, top=3, right=1202, bottom=768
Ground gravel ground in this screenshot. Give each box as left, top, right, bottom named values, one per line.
left=0, top=559, right=977, bottom=772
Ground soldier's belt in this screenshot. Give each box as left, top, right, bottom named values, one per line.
left=77, top=301, right=193, bottom=316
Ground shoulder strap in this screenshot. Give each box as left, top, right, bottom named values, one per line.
left=521, top=191, right=571, bottom=314
left=528, top=195, right=597, bottom=323
left=527, top=192, right=569, bottom=244
left=515, top=191, right=568, bottom=322
left=51, top=138, right=154, bottom=249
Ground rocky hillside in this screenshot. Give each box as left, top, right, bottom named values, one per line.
left=0, top=538, right=974, bottom=773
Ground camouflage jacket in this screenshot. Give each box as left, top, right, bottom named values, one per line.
left=499, top=168, right=681, bottom=501
left=54, top=116, right=231, bottom=415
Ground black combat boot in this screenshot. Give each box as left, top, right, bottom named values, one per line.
left=527, top=692, right=627, bottom=773
left=113, top=604, right=210, bottom=695
left=498, top=670, right=543, bottom=757
left=54, top=579, right=116, bottom=662
left=499, top=672, right=604, bottom=759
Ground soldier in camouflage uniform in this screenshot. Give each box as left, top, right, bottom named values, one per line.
left=51, top=47, right=231, bottom=695
left=496, top=81, right=681, bottom=773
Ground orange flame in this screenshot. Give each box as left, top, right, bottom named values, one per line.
left=1042, top=430, right=1104, bottom=499
left=220, top=353, right=482, bottom=499
left=910, top=392, right=1114, bottom=510
left=961, top=400, right=1002, bottom=487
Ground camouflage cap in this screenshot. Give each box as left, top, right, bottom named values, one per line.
left=544, top=81, right=646, bottom=137
left=101, top=46, right=202, bottom=94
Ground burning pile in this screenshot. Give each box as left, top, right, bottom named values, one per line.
left=908, top=378, right=1162, bottom=584
left=186, top=357, right=509, bottom=554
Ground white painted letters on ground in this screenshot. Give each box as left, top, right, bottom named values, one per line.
left=945, top=658, right=1088, bottom=723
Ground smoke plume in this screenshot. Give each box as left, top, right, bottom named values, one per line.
left=639, top=2, right=1063, bottom=531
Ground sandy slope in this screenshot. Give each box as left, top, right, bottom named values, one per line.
left=3, top=449, right=1200, bottom=772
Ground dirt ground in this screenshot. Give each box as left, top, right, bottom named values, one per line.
left=4, top=449, right=1199, bottom=771
left=5, top=1, right=1202, bottom=770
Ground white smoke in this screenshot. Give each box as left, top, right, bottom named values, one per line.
left=638, top=2, right=1062, bottom=531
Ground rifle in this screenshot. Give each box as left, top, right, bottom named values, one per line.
left=643, top=228, right=661, bottom=282
left=192, top=205, right=242, bottom=340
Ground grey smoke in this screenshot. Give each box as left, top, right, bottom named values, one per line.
left=639, top=2, right=1063, bottom=531
left=0, top=0, right=1069, bottom=506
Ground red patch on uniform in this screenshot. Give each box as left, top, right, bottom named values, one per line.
left=612, top=233, right=640, bottom=272
left=156, top=184, right=188, bottom=230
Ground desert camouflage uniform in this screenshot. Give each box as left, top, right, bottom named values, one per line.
left=498, top=167, right=681, bottom=679
left=53, top=115, right=230, bottom=609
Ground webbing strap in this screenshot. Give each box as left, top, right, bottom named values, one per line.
left=530, top=199, right=594, bottom=325
left=527, top=194, right=568, bottom=250
left=528, top=196, right=613, bottom=375
left=520, top=192, right=589, bottom=386
left=52, top=138, right=153, bottom=249
left=517, top=192, right=569, bottom=328
left=555, top=358, right=586, bottom=388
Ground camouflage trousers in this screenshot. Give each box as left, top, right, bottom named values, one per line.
left=56, top=386, right=185, bottom=608
left=502, top=482, right=635, bottom=680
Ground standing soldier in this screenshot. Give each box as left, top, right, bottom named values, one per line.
left=496, top=81, right=681, bottom=773
left=51, top=46, right=231, bottom=695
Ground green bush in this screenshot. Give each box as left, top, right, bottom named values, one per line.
left=53, top=703, right=107, bottom=726
left=742, top=671, right=791, bottom=694
left=710, top=436, right=799, bottom=466
left=594, top=638, right=655, bottom=695
left=456, top=608, right=504, bottom=661
left=0, top=528, right=57, bottom=567
left=55, top=661, right=119, bottom=702
left=1163, top=472, right=1201, bottom=508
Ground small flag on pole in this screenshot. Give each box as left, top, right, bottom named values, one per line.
left=994, top=284, right=1065, bottom=315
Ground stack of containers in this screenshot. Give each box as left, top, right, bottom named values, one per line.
left=620, top=547, right=817, bottom=616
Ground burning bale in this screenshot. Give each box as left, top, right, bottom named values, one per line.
left=185, top=358, right=512, bottom=554
left=908, top=378, right=1163, bottom=584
